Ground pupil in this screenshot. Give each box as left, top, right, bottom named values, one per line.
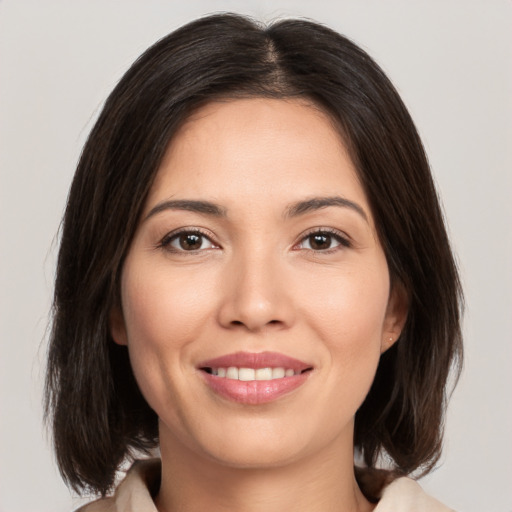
left=310, top=233, right=331, bottom=250
left=180, top=233, right=202, bottom=250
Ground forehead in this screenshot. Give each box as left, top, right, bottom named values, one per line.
left=145, top=98, right=368, bottom=216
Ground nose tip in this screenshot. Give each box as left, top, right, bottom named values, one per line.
left=217, top=262, right=294, bottom=332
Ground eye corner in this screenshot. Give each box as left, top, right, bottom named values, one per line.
left=294, top=227, right=352, bottom=253
left=158, top=227, right=220, bottom=254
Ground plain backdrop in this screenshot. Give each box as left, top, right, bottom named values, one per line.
left=1, top=1, right=511, bottom=511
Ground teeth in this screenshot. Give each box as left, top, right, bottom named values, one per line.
left=226, top=367, right=239, bottom=379
left=239, top=368, right=255, bottom=381
left=272, top=367, right=285, bottom=379
left=256, top=367, right=272, bottom=380
left=208, top=366, right=299, bottom=381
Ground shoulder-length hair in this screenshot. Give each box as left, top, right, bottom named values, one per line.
left=45, top=13, right=463, bottom=498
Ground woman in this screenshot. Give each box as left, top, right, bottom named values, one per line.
left=45, top=13, right=463, bottom=511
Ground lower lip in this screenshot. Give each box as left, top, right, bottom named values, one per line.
left=201, top=371, right=311, bottom=404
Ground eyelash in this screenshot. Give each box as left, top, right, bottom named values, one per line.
left=294, top=228, right=352, bottom=253
left=157, top=228, right=218, bottom=253
left=157, top=227, right=352, bottom=254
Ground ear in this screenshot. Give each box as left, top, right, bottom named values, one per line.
left=109, top=304, right=128, bottom=346
left=381, top=283, right=409, bottom=353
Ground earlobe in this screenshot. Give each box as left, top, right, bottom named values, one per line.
left=381, top=335, right=398, bottom=353
left=381, top=283, right=409, bottom=354
left=109, top=305, right=128, bottom=346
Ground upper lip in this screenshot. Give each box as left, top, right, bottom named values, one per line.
left=198, top=351, right=312, bottom=372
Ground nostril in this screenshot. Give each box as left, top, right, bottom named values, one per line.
left=231, top=319, right=280, bottom=326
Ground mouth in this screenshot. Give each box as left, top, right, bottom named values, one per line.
left=198, top=352, right=313, bottom=404
left=201, top=366, right=310, bottom=380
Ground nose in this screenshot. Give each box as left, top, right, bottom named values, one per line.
left=217, top=249, right=295, bottom=332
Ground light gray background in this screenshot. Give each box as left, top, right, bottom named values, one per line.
left=1, top=1, right=511, bottom=511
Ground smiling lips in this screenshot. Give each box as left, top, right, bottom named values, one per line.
left=198, top=351, right=313, bottom=404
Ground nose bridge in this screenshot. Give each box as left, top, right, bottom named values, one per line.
left=218, top=240, right=292, bottom=331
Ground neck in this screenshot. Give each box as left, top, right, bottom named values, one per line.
left=155, top=424, right=373, bottom=512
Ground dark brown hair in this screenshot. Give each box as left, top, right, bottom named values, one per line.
left=45, top=13, right=463, bottom=497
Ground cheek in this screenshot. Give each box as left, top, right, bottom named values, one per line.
left=303, top=264, right=390, bottom=344
left=121, top=259, right=214, bottom=347
left=118, top=258, right=217, bottom=406
left=299, top=261, right=390, bottom=393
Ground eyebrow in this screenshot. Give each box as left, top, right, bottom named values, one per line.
left=145, top=199, right=227, bottom=220
left=145, top=196, right=368, bottom=223
left=285, top=196, right=368, bottom=222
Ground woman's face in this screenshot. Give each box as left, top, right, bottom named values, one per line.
left=111, top=98, right=405, bottom=468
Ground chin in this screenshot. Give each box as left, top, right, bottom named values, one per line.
left=180, top=411, right=349, bottom=470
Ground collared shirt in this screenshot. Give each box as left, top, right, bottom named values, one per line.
left=76, top=459, right=455, bottom=511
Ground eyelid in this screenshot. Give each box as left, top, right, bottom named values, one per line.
left=157, top=226, right=220, bottom=252
left=293, top=227, right=352, bottom=251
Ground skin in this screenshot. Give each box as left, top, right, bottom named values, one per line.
left=111, top=98, right=407, bottom=512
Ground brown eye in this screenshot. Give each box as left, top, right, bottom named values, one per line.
left=297, top=230, right=349, bottom=251
left=164, top=230, right=216, bottom=252
left=308, top=233, right=333, bottom=250
left=178, top=233, right=203, bottom=250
